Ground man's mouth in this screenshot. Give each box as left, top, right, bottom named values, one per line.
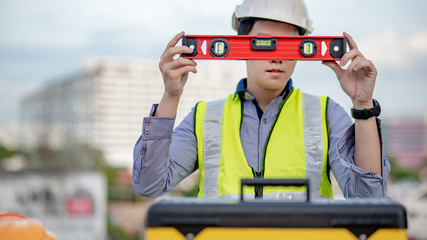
left=266, top=68, right=284, bottom=73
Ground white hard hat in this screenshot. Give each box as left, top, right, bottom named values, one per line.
left=232, top=0, right=313, bottom=35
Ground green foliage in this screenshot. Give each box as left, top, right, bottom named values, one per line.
left=107, top=219, right=141, bottom=240
left=0, top=145, right=21, bottom=161
left=23, top=142, right=108, bottom=171
left=1, top=141, right=108, bottom=171
left=180, top=182, right=199, bottom=197
left=105, top=168, right=146, bottom=202
left=388, top=156, right=420, bottom=182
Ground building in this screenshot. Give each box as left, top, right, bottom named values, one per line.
left=383, top=118, right=427, bottom=169
left=20, top=57, right=246, bottom=168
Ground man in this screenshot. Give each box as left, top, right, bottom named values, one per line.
left=132, top=0, right=389, bottom=199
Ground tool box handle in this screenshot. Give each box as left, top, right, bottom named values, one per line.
left=240, top=178, right=310, bottom=202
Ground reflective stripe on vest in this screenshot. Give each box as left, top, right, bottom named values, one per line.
left=194, top=89, right=333, bottom=199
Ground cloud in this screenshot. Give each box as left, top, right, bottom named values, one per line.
left=358, top=28, right=427, bottom=70
left=0, top=0, right=241, bottom=51
left=408, top=31, right=427, bottom=54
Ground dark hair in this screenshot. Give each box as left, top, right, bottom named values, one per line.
left=237, top=18, right=306, bottom=36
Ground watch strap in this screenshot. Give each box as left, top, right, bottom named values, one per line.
left=351, top=99, right=381, bottom=119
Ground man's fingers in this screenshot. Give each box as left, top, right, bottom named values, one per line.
left=166, top=66, right=198, bottom=80
left=347, top=56, right=363, bottom=72
left=166, top=32, right=185, bottom=50
left=162, top=58, right=197, bottom=72
left=344, top=32, right=358, bottom=51
left=340, top=49, right=363, bottom=66
left=161, top=32, right=187, bottom=59
left=161, top=46, right=194, bottom=62
left=322, top=61, right=344, bottom=79
left=340, top=43, right=368, bottom=67
left=352, top=59, right=376, bottom=74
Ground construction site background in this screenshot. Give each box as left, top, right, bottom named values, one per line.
left=0, top=58, right=426, bottom=240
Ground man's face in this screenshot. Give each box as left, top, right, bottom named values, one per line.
left=246, top=20, right=299, bottom=94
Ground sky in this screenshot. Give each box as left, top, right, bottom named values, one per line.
left=1, top=0, right=427, bottom=126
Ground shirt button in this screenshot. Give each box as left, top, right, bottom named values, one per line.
left=263, top=118, right=267, bottom=124
left=146, top=120, right=152, bottom=126
left=144, top=131, right=150, bottom=137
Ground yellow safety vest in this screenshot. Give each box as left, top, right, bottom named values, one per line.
left=194, top=89, right=333, bottom=199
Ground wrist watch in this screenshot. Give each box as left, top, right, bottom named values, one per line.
left=351, top=99, right=381, bottom=119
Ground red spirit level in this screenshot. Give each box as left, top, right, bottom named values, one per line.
left=182, top=35, right=347, bottom=61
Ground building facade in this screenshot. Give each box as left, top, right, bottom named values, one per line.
left=384, top=118, right=427, bottom=169
left=20, top=58, right=246, bottom=167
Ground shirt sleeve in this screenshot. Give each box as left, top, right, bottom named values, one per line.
left=132, top=104, right=198, bottom=198
left=327, top=98, right=390, bottom=198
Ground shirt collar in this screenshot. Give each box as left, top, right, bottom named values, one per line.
left=234, top=78, right=293, bottom=100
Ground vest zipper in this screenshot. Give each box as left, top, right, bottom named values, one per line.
left=258, top=88, right=294, bottom=199
left=254, top=171, right=263, bottom=198
left=251, top=168, right=263, bottom=198
left=249, top=88, right=294, bottom=199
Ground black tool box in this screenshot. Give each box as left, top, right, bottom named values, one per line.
left=145, top=179, right=407, bottom=240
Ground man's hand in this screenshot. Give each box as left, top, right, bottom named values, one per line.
left=159, top=31, right=197, bottom=98
left=322, top=32, right=377, bottom=109
left=155, top=32, right=198, bottom=117
left=322, top=32, right=382, bottom=176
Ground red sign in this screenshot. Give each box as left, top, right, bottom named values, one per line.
left=65, top=198, right=94, bottom=215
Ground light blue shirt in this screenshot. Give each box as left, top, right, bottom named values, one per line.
left=132, top=79, right=390, bottom=198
